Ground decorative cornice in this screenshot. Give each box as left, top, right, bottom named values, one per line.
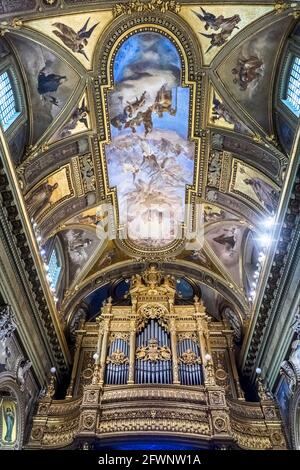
left=0, top=157, right=69, bottom=375
left=243, top=164, right=300, bottom=377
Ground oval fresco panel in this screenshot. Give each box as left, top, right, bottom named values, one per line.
left=106, top=32, right=195, bottom=249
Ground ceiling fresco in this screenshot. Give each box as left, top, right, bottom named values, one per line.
left=216, top=15, right=293, bottom=133
left=180, top=4, right=274, bottom=65
left=8, top=35, right=80, bottom=145
left=49, top=91, right=91, bottom=144
left=230, top=160, right=280, bottom=215
left=0, top=1, right=297, bottom=341
left=207, top=87, right=252, bottom=136
left=106, top=32, right=195, bottom=248
left=26, top=11, right=114, bottom=69
left=56, top=227, right=105, bottom=294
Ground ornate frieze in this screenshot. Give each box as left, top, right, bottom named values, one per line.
left=113, top=0, right=181, bottom=18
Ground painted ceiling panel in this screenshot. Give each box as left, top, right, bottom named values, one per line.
left=205, top=222, right=248, bottom=287
left=180, top=4, right=274, bottom=65
left=9, top=35, right=80, bottom=145
left=49, top=91, right=91, bottom=143
left=208, top=87, right=252, bottom=136
left=216, top=16, right=293, bottom=133
left=26, top=11, right=113, bottom=69
left=230, top=160, right=280, bottom=215
left=106, top=32, right=195, bottom=248
left=57, top=227, right=105, bottom=290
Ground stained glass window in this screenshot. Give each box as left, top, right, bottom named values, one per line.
left=0, top=71, right=20, bottom=130
left=48, top=248, right=61, bottom=290
left=284, top=56, right=300, bottom=116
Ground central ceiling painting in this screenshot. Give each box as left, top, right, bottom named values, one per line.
left=106, top=32, right=195, bottom=248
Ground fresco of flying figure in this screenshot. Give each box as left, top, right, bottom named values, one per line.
left=232, top=55, right=264, bottom=91
left=59, top=97, right=89, bottom=138
left=52, top=17, right=99, bottom=61
left=111, top=85, right=176, bottom=137
left=211, top=93, right=250, bottom=134
left=193, top=7, right=241, bottom=53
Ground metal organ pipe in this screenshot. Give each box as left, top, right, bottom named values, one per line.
left=135, top=319, right=172, bottom=384
left=178, top=338, right=202, bottom=386
left=105, top=338, right=129, bottom=385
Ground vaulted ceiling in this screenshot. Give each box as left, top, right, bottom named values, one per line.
left=0, top=0, right=298, bottom=353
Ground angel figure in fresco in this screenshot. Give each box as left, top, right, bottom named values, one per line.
left=232, top=56, right=264, bottom=91
left=25, top=181, right=58, bottom=218
left=123, top=163, right=140, bottom=182
left=193, top=8, right=241, bottom=33
left=37, top=61, right=67, bottom=106
left=52, top=17, right=99, bottom=61
left=211, top=94, right=235, bottom=125
left=17, top=360, right=32, bottom=392
left=211, top=94, right=245, bottom=133
left=67, top=232, right=92, bottom=256
left=124, top=91, right=147, bottom=118
left=193, top=8, right=241, bottom=53
left=212, top=227, right=237, bottom=256
left=4, top=405, right=15, bottom=443
left=60, top=98, right=89, bottom=137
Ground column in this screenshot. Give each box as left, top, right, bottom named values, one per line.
left=225, top=333, right=245, bottom=400
left=127, top=318, right=136, bottom=384
left=99, top=316, right=111, bottom=385
left=92, top=316, right=104, bottom=385
left=195, top=314, right=215, bottom=385
left=170, top=317, right=180, bottom=385
left=66, top=331, right=85, bottom=398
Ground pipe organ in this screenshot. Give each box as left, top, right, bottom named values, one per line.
left=28, top=266, right=287, bottom=450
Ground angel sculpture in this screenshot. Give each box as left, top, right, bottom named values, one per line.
left=52, top=17, right=99, bottom=61
left=17, top=359, right=32, bottom=392
left=60, top=98, right=89, bottom=137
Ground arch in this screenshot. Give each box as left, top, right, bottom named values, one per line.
left=0, top=374, right=25, bottom=449
left=64, top=259, right=248, bottom=332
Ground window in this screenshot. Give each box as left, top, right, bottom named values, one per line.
left=0, top=71, right=20, bottom=130
left=284, top=56, right=300, bottom=116
left=48, top=248, right=61, bottom=290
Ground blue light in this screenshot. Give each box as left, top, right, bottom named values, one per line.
left=283, top=56, right=300, bottom=117
left=0, top=71, right=20, bottom=130
left=105, top=441, right=201, bottom=450
left=48, top=248, right=61, bottom=290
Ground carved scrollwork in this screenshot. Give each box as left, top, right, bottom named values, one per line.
left=136, top=338, right=171, bottom=362
left=178, top=349, right=202, bottom=365
left=113, top=0, right=181, bottom=18
left=137, top=303, right=169, bottom=330
left=106, top=350, right=129, bottom=365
